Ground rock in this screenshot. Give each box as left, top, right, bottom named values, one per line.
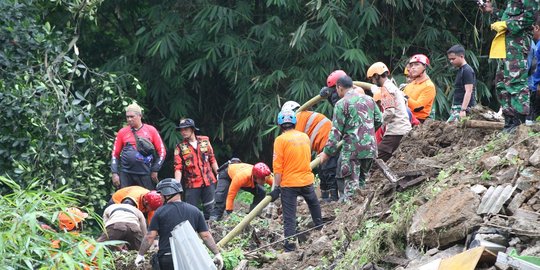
left=471, top=184, right=488, bottom=194
left=515, top=167, right=540, bottom=191
left=305, top=235, right=330, bottom=256
left=507, top=192, right=528, bottom=215
left=521, top=245, right=540, bottom=257
left=481, top=156, right=501, bottom=171
left=408, top=186, right=482, bottom=248
left=495, top=167, right=517, bottom=183
left=529, top=148, right=540, bottom=167
left=505, top=147, right=519, bottom=161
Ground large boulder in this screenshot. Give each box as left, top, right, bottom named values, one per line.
left=408, top=186, right=483, bottom=248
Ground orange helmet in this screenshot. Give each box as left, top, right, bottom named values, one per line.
left=326, top=70, right=347, bottom=87
left=58, top=207, right=88, bottom=231
left=143, top=190, right=163, bottom=211
left=366, top=62, right=389, bottom=79
left=409, top=54, right=430, bottom=66
left=252, top=162, right=271, bottom=179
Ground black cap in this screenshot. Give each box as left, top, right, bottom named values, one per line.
left=176, top=118, right=199, bottom=131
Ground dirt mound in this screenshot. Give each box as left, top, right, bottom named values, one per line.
left=113, top=120, right=540, bottom=270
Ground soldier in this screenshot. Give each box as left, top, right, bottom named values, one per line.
left=319, top=76, right=383, bottom=202
left=481, top=0, right=538, bottom=131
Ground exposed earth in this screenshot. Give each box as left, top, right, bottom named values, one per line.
left=115, top=115, right=540, bottom=270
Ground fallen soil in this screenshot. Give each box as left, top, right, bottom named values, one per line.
left=114, top=119, right=540, bottom=270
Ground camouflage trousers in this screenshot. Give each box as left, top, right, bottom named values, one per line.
left=495, top=35, right=531, bottom=116
left=336, top=158, right=373, bottom=199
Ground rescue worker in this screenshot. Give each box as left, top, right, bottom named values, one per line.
left=269, top=110, right=323, bottom=252
left=481, top=0, right=538, bottom=131
left=367, top=62, right=411, bottom=161
left=320, top=70, right=365, bottom=106
left=403, top=54, right=437, bottom=122
left=281, top=101, right=338, bottom=202
left=111, top=103, right=166, bottom=190
left=98, top=199, right=147, bottom=251
left=210, top=162, right=273, bottom=221
left=135, top=178, right=223, bottom=270
left=110, top=185, right=163, bottom=224
left=174, top=118, right=219, bottom=220
left=319, top=76, right=383, bottom=202
left=55, top=208, right=96, bottom=269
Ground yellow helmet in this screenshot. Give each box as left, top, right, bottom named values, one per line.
left=366, top=62, right=389, bottom=79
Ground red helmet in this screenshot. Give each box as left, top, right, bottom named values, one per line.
left=252, top=162, right=271, bottom=179
left=409, top=54, right=430, bottom=66
left=143, top=190, right=163, bottom=211
left=326, top=70, right=347, bottom=87
left=58, top=207, right=88, bottom=231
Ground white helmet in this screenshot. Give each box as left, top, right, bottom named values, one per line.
left=282, top=101, right=301, bottom=112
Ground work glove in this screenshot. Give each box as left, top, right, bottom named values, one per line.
left=213, top=253, right=224, bottom=270
left=269, top=187, right=281, bottom=202
left=319, top=86, right=332, bottom=98
left=491, top=21, right=507, bottom=32
left=135, top=254, right=145, bottom=266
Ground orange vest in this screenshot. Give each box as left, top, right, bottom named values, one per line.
left=225, top=163, right=274, bottom=211
left=295, top=111, right=332, bottom=153
left=111, top=186, right=154, bottom=224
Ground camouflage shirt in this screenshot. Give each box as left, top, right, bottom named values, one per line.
left=494, top=0, right=538, bottom=37
left=323, top=89, right=383, bottom=160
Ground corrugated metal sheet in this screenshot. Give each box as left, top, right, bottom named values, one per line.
left=477, top=184, right=516, bottom=215
left=170, top=221, right=217, bottom=270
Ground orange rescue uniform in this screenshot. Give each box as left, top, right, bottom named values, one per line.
left=273, top=129, right=314, bottom=187
left=111, top=186, right=155, bottom=223
left=225, top=163, right=274, bottom=211
left=295, top=111, right=332, bottom=153
left=403, top=77, right=436, bottom=121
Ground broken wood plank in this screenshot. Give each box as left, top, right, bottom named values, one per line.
left=398, top=175, right=428, bottom=191
left=374, top=158, right=399, bottom=183
left=460, top=120, right=504, bottom=129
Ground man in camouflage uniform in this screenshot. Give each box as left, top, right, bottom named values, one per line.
left=482, top=0, right=539, bottom=131
left=319, top=76, right=383, bottom=201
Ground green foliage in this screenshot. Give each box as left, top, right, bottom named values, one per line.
left=481, top=170, right=492, bottom=181
left=0, top=176, right=115, bottom=269
left=0, top=0, right=137, bottom=218
left=335, top=188, right=419, bottom=269
left=222, top=248, right=245, bottom=270
left=75, top=0, right=499, bottom=163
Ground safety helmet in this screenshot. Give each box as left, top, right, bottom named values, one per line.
left=366, top=62, right=390, bottom=79
left=373, top=90, right=382, bottom=102
left=277, top=110, right=297, bottom=126
left=409, top=54, right=430, bottom=66
left=326, top=70, right=347, bottom=87
left=282, top=101, right=301, bottom=112
left=157, top=178, right=183, bottom=196
left=58, top=207, right=88, bottom=231
left=143, top=190, right=163, bottom=211
left=252, top=162, right=271, bottom=179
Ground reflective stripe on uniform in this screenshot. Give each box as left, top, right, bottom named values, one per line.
left=310, top=118, right=330, bottom=146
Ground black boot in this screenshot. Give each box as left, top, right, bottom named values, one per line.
left=329, top=189, right=339, bottom=202
left=514, top=114, right=526, bottom=126
left=502, top=114, right=515, bottom=133
left=320, top=190, right=330, bottom=203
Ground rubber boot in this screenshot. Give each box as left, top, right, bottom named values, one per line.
left=320, top=190, right=330, bottom=202
left=502, top=114, right=515, bottom=133
left=329, top=189, right=339, bottom=202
